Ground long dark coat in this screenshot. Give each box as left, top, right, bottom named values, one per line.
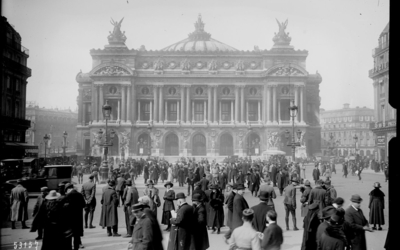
left=204, top=189, right=213, bottom=227
left=276, top=172, right=285, bottom=189
left=168, top=203, right=194, bottom=250
left=99, top=186, right=119, bottom=227
left=225, top=190, right=236, bottom=228
left=64, top=189, right=86, bottom=236
left=312, top=168, right=320, bottom=181
left=319, top=232, right=346, bottom=250
left=231, top=193, right=249, bottom=230
left=218, top=172, right=227, bottom=190
left=251, top=202, right=272, bottom=233
left=10, top=184, right=29, bottom=221
left=162, top=189, right=175, bottom=225
left=270, top=166, right=277, bottom=185
left=369, top=188, right=385, bottom=225
left=300, top=186, right=312, bottom=217
left=207, top=190, right=224, bottom=228
left=131, top=214, right=163, bottom=250
left=192, top=187, right=207, bottom=203
left=190, top=203, right=210, bottom=250
left=345, top=206, right=368, bottom=250
left=308, top=186, right=327, bottom=210
left=301, top=204, right=323, bottom=250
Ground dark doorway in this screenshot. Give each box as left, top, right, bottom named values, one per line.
left=247, top=133, right=261, bottom=156
left=192, top=134, right=206, bottom=156
left=85, top=139, right=91, bottom=156
left=220, top=133, right=234, bottom=156
left=165, top=133, right=179, bottom=156
left=137, top=134, right=151, bottom=155
left=109, top=134, right=119, bottom=156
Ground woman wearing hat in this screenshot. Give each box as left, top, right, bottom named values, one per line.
left=190, top=193, right=210, bottom=250
left=208, top=184, right=224, bottom=234
left=143, top=180, right=160, bottom=215
left=161, top=181, right=175, bottom=231
left=368, top=182, right=385, bottom=230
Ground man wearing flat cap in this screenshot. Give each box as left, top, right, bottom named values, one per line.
left=99, top=180, right=120, bottom=237
left=345, top=194, right=373, bottom=250
left=251, top=191, right=273, bottom=233
left=122, top=180, right=138, bottom=237
left=81, top=174, right=97, bottom=229
left=315, top=206, right=337, bottom=248
left=283, top=177, right=299, bottom=231
left=32, top=187, right=48, bottom=239
left=167, top=193, right=193, bottom=250
left=190, top=193, right=209, bottom=250
left=10, top=179, right=29, bottom=229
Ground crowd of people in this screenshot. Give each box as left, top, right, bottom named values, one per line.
left=8, top=155, right=389, bottom=250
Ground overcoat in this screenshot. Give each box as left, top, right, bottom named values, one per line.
left=231, top=193, right=249, bottom=230
left=168, top=167, right=174, bottom=182
left=251, top=202, right=272, bottom=233
left=307, top=186, right=327, bottom=210
left=192, top=187, right=207, bottom=203
left=168, top=203, right=194, bottom=250
left=345, top=205, right=368, bottom=250
left=270, top=165, right=277, bottom=185
left=64, top=189, right=86, bottom=236
left=369, top=188, right=385, bottom=225
left=190, top=203, right=210, bottom=250
left=99, top=186, right=119, bottom=227
left=143, top=187, right=160, bottom=215
left=162, top=189, right=175, bottom=225
left=319, top=232, right=346, bottom=250
left=10, top=184, right=29, bottom=221
left=131, top=213, right=163, bottom=250
left=300, top=186, right=312, bottom=217
left=275, top=172, right=285, bottom=190
left=225, top=190, right=236, bottom=228
left=200, top=178, right=209, bottom=191
left=123, top=186, right=139, bottom=225
left=207, top=190, right=224, bottom=228
left=218, top=172, right=227, bottom=190
left=204, top=189, right=212, bottom=227
left=312, top=168, right=320, bottom=181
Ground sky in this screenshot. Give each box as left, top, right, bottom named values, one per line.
left=3, top=0, right=389, bottom=111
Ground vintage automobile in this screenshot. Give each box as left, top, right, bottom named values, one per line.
left=6, top=165, right=74, bottom=196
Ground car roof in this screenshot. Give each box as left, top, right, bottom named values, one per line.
left=44, top=165, right=73, bottom=168
left=1, top=159, right=23, bottom=162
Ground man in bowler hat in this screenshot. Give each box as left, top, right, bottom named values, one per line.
left=251, top=191, right=273, bottom=232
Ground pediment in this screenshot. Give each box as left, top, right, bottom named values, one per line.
left=90, top=61, right=134, bottom=76
left=266, top=64, right=308, bottom=76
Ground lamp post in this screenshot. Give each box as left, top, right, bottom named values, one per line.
left=286, top=99, right=301, bottom=162
left=353, top=134, right=358, bottom=158
left=247, top=124, right=253, bottom=156
left=99, top=101, right=115, bottom=183
left=328, top=133, right=335, bottom=156
left=62, top=131, right=68, bottom=159
left=43, top=134, right=50, bottom=164
left=147, top=123, right=152, bottom=156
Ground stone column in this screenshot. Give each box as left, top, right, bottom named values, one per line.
left=192, top=101, right=194, bottom=121
left=159, top=85, right=164, bottom=122
left=153, top=85, right=159, bottom=122
left=385, top=78, right=389, bottom=119
left=149, top=101, right=152, bottom=121
left=203, top=101, right=207, bottom=122
left=272, top=84, right=277, bottom=123
left=99, top=85, right=104, bottom=120
left=121, top=86, right=126, bottom=122
left=231, top=101, right=234, bottom=123
left=82, top=103, right=86, bottom=125
left=78, top=88, right=83, bottom=124
left=127, top=85, right=131, bottom=122
left=181, top=86, right=186, bottom=122
left=213, top=86, right=218, bottom=123
left=186, top=86, right=191, bottom=124
left=91, top=84, right=97, bottom=122
left=165, top=102, right=168, bottom=121
left=208, top=85, right=212, bottom=122
left=235, top=86, right=239, bottom=123
left=240, top=86, right=245, bottom=123
left=377, top=81, right=381, bottom=121
left=219, top=101, right=222, bottom=122
left=266, top=85, right=270, bottom=123
left=131, top=82, right=137, bottom=122
left=294, top=85, right=299, bottom=122
left=117, top=100, right=120, bottom=121
left=258, top=101, right=261, bottom=122
left=177, top=101, right=180, bottom=122
left=138, top=101, right=141, bottom=121
left=262, top=85, right=266, bottom=123
left=373, top=82, right=378, bottom=122
left=300, top=85, right=304, bottom=123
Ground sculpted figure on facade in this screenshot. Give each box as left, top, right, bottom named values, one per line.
left=236, top=60, right=245, bottom=71
left=95, top=66, right=129, bottom=76
left=273, top=18, right=292, bottom=45
left=108, top=18, right=127, bottom=43
left=91, top=132, right=102, bottom=156
left=181, top=59, right=191, bottom=71
left=208, top=59, right=218, bottom=71
left=120, top=131, right=130, bottom=156
left=267, top=131, right=280, bottom=148
left=154, top=58, right=164, bottom=70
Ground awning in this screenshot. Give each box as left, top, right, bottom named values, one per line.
left=5, top=142, right=38, bottom=150
left=23, top=158, right=36, bottom=163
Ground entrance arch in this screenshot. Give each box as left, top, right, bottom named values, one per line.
left=165, top=133, right=179, bottom=156
left=110, top=134, right=119, bottom=156
left=246, top=132, right=261, bottom=156
left=220, top=133, right=234, bottom=156
left=137, top=133, right=151, bottom=155
left=192, top=134, right=206, bottom=156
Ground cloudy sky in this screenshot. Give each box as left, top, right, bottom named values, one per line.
left=3, top=0, right=389, bottom=111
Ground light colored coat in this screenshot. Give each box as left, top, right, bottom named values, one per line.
left=229, top=222, right=261, bottom=250
left=168, top=167, right=174, bottom=182
left=10, top=184, right=29, bottom=221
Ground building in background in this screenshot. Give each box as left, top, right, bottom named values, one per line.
left=320, top=104, right=375, bottom=159
left=0, top=17, right=34, bottom=160
left=369, top=22, right=394, bottom=162
left=76, top=15, right=322, bottom=160
left=25, top=103, right=78, bottom=157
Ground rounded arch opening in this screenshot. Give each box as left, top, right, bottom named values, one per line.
left=137, top=133, right=151, bottom=155
left=192, top=134, right=206, bottom=156
left=165, top=133, right=179, bottom=156
left=220, top=133, right=234, bottom=156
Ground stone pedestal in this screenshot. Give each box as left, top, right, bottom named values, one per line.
left=183, top=149, right=188, bottom=157
left=238, top=149, right=243, bottom=156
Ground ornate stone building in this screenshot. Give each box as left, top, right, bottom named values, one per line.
left=76, top=15, right=322, bottom=159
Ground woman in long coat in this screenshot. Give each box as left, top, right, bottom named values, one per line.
left=276, top=169, right=285, bottom=196
left=207, top=185, right=224, bottom=233
left=161, top=181, right=175, bottom=231
left=369, top=182, right=385, bottom=230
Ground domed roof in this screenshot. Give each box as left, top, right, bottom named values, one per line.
left=161, top=15, right=238, bottom=52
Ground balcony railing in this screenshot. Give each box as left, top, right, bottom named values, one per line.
left=4, top=57, right=31, bottom=77
left=6, top=37, right=29, bottom=56
left=369, top=62, right=389, bottom=78
left=0, top=116, right=31, bottom=128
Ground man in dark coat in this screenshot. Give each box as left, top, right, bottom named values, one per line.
left=116, top=174, right=126, bottom=205
left=312, top=165, right=320, bottom=184
left=130, top=203, right=163, bottom=250
left=122, top=180, right=139, bottom=237
left=218, top=168, right=228, bottom=193
left=226, top=184, right=248, bottom=240
left=99, top=180, right=121, bottom=236
left=225, top=183, right=237, bottom=230
left=270, top=164, right=277, bottom=187
left=199, top=174, right=209, bottom=192
left=283, top=177, right=299, bottom=230
left=10, top=179, right=29, bottom=229
left=64, top=183, right=86, bottom=250
left=190, top=193, right=210, bottom=250
left=315, top=206, right=337, bottom=249
left=345, top=194, right=373, bottom=250
left=207, top=184, right=224, bottom=234
left=31, top=187, right=49, bottom=239
left=81, top=174, right=97, bottom=229
left=261, top=210, right=284, bottom=250
left=276, top=169, right=285, bottom=196
left=192, top=182, right=207, bottom=202
left=251, top=191, right=273, bottom=233
left=168, top=193, right=193, bottom=250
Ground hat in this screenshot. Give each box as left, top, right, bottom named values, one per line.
left=89, top=174, right=94, bottom=179
left=232, top=183, right=238, bottom=190
left=304, top=180, right=311, bottom=186
left=192, top=193, right=203, bottom=202
left=45, top=190, right=61, bottom=200
left=291, top=177, right=299, bottom=183
left=194, top=181, right=201, bottom=187
left=374, top=182, right=381, bottom=188
left=226, top=183, right=233, bottom=188
left=145, top=180, right=154, bottom=186
left=324, top=180, right=331, bottom=186
left=164, top=181, right=173, bottom=188
left=64, top=183, right=74, bottom=191
left=333, top=197, right=344, bottom=206
left=350, top=194, right=363, bottom=203
left=236, top=184, right=245, bottom=190
left=316, top=179, right=324, bottom=185
left=109, top=180, right=116, bottom=187
left=209, top=184, right=219, bottom=190
left=132, top=203, right=145, bottom=212
left=258, top=191, right=270, bottom=201
left=242, top=208, right=254, bottom=216
left=40, top=187, right=49, bottom=192
left=175, top=193, right=186, bottom=200
left=125, top=180, right=132, bottom=186
left=17, top=179, right=23, bottom=184
left=203, top=174, right=206, bottom=177
left=320, top=206, right=337, bottom=219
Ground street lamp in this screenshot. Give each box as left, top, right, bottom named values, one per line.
left=99, top=101, right=115, bottom=183
left=43, top=134, right=50, bottom=164
left=286, top=99, right=301, bottom=162
left=62, top=131, right=68, bottom=159
left=353, top=134, right=358, bottom=156
left=247, top=124, right=253, bottom=156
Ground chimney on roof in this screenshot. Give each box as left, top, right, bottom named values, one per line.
left=343, top=103, right=350, bottom=109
